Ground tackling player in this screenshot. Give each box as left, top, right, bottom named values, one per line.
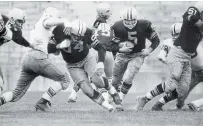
left=0, top=7, right=70, bottom=112
left=0, top=8, right=34, bottom=94
left=110, top=7, right=160, bottom=110
left=135, top=1, right=203, bottom=111
left=48, top=19, right=120, bottom=112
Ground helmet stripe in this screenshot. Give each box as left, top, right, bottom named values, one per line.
left=173, top=23, right=176, bottom=35
left=80, top=21, right=84, bottom=35
left=127, top=8, right=129, bottom=20
left=130, top=8, right=132, bottom=20
left=78, top=20, right=81, bottom=35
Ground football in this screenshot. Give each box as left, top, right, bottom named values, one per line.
left=119, top=41, right=134, bottom=48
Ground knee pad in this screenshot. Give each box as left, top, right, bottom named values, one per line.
left=59, top=73, right=70, bottom=90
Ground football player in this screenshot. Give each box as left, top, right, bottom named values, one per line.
left=0, top=7, right=70, bottom=112
left=0, top=8, right=34, bottom=94
left=68, top=2, right=114, bottom=103
left=135, top=1, right=203, bottom=111
left=48, top=19, right=120, bottom=112
left=157, top=23, right=203, bottom=111
left=93, top=2, right=112, bottom=29
left=110, top=7, right=160, bottom=110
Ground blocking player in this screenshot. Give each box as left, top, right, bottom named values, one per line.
left=48, top=19, right=120, bottom=112
left=157, top=23, right=203, bottom=111
left=0, top=7, right=70, bottom=112
left=135, top=1, right=203, bottom=111
left=68, top=2, right=114, bottom=103
left=110, top=7, right=160, bottom=110
left=0, top=8, right=35, bottom=94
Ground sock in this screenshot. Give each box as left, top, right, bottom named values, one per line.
left=159, top=90, right=178, bottom=104
left=90, top=89, right=105, bottom=105
left=193, top=98, right=203, bottom=108
left=0, top=91, right=13, bottom=106
left=42, top=83, right=62, bottom=101
left=73, top=84, right=80, bottom=92
left=146, top=83, right=164, bottom=100
left=121, top=82, right=132, bottom=94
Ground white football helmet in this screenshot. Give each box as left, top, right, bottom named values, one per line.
left=170, top=22, right=182, bottom=40
left=8, top=8, right=26, bottom=30
left=121, top=7, right=138, bottom=29
left=97, top=3, right=112, bottom=19
left=70, top=19, right=87, bottom=42
left=43, top=7, right=60, bottom=18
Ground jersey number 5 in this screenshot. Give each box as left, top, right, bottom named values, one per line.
left=128, top=31, right=138, bottom=44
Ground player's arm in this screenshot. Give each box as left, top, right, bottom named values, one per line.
left=184, top=7, right=203, bottom=28
left=146, top=21, right=160, bottom=52
left=43, top=17, right=64, bottom=29
left=93, top=18, right=106, bottom=29
left=11, top=30, right=31, bottom=47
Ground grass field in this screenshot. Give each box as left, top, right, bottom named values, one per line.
left=0, top=92, right=202, bottom=126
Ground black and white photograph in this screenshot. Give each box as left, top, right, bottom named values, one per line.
left=0, top=1, right=202, bottom=126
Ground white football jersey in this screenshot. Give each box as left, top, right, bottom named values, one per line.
left=161, top=38, right=203, bottom=71
left=29, top=16, right=54, bottom=54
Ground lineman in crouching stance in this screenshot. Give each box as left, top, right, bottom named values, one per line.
left=48, top=19, right=121, bottom=112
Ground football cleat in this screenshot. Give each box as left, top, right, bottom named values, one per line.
left=35, top=98, right=51, bottom=112
left=115, top=103, right=124, bottom=111
left=187, top=102, right=200, bottom=111
left=134, top=96, right=149, bottom=111
left=111, top=92, right=122, bottom=105
left=151, top=101, right=164, bottom=111
left=68, top=89, right=78, bottom=103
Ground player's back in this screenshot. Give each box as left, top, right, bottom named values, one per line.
left=29, top=16, right=53, bottom=54
left=174, top=6, right=203, bottom=53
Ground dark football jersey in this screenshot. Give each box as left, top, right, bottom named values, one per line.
left=111, top=19, right=156, bottom=53
left=0, top=14, right=30, bottom=47
left=93, top=16, right=107, bottom=28
left=174, top=6, right=203, bottom=53
left=52, top=24, right=96, bottom=63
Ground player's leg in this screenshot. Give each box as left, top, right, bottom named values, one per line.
left=152, top=89, right=178, bottom=111
left=111, top=53, right=128, bottom=92
left=135, top=52, right=182, bottom=111
left=69, top=67, right=115, bottom=112
left=120, top=55, right=144, bottom=102
left=35, top=59, right=70, bottom=111
left=68, top=83, right=80, bottom=102
left=0, top=53, right=38, bottom=106
left=85, top=51, right=121, bottom=105
left=188, top=98, right=203, bottom=111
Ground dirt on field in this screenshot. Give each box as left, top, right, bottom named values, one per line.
left=0, top=92, right=202, bottom=126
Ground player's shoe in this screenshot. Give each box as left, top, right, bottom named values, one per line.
left=187, top=102, right=200, bottom=111
left=68, top=89, right=78, bottom=103
left=109, top=107, right=116, bottom=113
left=115, top=103, right=124, bottom=111
left=111, top=92, right=122, bottom=105
left=152, top=101, right=164, bottom=111
left=35, top=98, right=51, bottom=112
left=134, top=96, right=149, bottom=111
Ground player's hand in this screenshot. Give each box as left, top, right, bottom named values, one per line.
left=157, top=50, right=167, bottom=64
left=141, top=47, right=153, bottom=57
left=95, top=62, right=105, bottom=76
left=56, top=39, right=71, bottom=49
left=119, top=42, right=133, bottom=53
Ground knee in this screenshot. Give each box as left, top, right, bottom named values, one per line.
left=79, top=80, right=94, bottom=97
left=59, top=73, right=70, bottom=90
left=163, top=81, right=176, bottom=94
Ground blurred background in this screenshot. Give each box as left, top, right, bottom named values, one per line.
left=0, top=1, right=202, bottom=94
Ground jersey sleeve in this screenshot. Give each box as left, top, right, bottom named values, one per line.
left=145, top=21, right=160, bottom=50
left=0, top=15, right=7, bottom=37
left=183, top=6, right=201, bottom=24
left=52, top=23, right=70, bottom=44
